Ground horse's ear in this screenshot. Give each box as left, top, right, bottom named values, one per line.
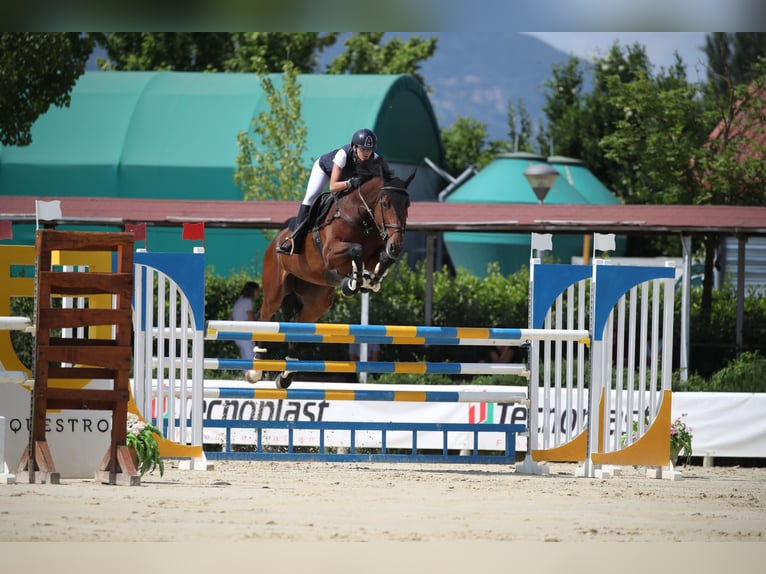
left=405, top=169, right=417, bottom=186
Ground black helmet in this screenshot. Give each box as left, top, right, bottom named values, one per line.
left=351, top=128, right=377, bottom=150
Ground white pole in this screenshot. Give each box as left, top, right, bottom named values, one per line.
left=360, top=292, right=370, bottom=383
left=680, top=235, right=691, bottom=383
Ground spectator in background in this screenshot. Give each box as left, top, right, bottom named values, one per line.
left=230, top=281, right=259, bottom=360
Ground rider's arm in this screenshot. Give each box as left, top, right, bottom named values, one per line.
left=328, top=163, right=349, bottom=193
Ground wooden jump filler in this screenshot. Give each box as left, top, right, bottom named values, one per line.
left=15, top=230, right=140, bottom=485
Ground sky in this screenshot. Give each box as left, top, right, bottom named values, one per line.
left=523, top=32, right=710, bottom=80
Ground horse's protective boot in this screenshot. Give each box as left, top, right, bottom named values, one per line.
left=277, top=204, right=311, bottom=255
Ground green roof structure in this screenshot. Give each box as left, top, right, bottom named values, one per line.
left=548, top=156, right=621, bottom=205
left=443, top=153, right=608, bottom=276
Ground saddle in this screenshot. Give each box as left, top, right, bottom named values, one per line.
left=290, top=191, right=343, bottom=233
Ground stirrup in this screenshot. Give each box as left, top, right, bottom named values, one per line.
left=276, top=238, right=294, bottom=255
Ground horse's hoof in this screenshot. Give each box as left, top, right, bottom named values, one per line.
left=245, top=369, right=263, bottom=384
left=341, top=278, right=358, bottom=297
left=276, top=372, right=294, bottom=389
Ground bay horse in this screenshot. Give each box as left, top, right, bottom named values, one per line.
left=255, top=156, right=414, bottom=388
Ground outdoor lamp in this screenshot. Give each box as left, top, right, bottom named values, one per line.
left=523, top=163, right=559, bottom=204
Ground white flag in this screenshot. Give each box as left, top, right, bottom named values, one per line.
left=531, top=233, right=553, bottom=252
left=36, top=200, right=62, bottom=221
left=593, top=233, right=616, bottom=252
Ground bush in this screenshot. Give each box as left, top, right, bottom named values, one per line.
left=684, top=281, right=766, bottom=378
left=709, top=351, right=766, bottom=392
left=676, top=351, right=766, bottom=393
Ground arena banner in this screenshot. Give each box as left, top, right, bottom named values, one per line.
left=0, top=381, right=112, bottom=479
left=3, top=381, right=764, bottom=479
left=188, top=381, right=766, bottom=458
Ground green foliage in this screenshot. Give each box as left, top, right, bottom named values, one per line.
left=507, top=98, right=536, bottom=153
left=9, top=296, right=34, bottom=369
left=126, top=414, right=164, bottom=476
left=92, top=32, right=338, bottom=74
left=326, top=33, right=437, bottom=86
left=683, top=280, right=766, bottom=379
left=440, top=117, right=509, bottom=177
left=708, top=351, right=766, bottom=392
left=91, top=32, right=235, bottom=71
left=326, top=259, right=530, bottom=370
left=704, top=33, right=766, bottom=96
left=369, top=373, right=455, bottom=386
left=670, top=413, right=694, bottom=465
left=204, top=270, right=259, bottom=378
left=225, top=33, right=338, bottom=73
left=1, top=33, right=93, bottom=146
left=234, top=60, right=309, bottom=203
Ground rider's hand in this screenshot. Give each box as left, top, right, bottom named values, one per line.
left=348, top=177, right=363, bottom=189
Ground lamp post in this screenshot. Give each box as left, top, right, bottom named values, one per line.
left=523, top=163, right=559, bottom=205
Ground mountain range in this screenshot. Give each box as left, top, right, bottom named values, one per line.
left=320, top=32, right=590, bottom=142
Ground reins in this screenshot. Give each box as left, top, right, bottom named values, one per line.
left=321, top=181, right=407, bottom=242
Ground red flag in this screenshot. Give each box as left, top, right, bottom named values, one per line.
left=0, top=220, right=12, bottom=240
left=182, top=222, right=205, bottom=241
left=125, top=223, right=147, bottom=241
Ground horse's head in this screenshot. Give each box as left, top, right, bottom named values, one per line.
left=379, top=171, right=414, bottom=261
left=355, top=156, right=413, bottom=262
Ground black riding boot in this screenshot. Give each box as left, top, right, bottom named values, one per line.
left=277, top=204, right=311, bottom=255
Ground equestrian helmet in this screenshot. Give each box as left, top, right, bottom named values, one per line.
left=351, top=128, right=377, bottom=150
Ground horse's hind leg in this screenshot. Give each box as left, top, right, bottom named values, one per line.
left=274, top=283, right=334, bottom=390
left=248, top=239, right=292, bottom=384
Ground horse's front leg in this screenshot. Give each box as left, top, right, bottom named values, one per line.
left=325, top=241, right=364, bottom=296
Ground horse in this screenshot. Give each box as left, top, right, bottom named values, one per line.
left=255, top=156, right=415, bottom=388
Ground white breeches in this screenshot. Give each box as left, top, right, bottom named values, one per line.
left=301, top=160, right=330, bottom=206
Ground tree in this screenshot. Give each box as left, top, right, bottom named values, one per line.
left=0, top=32, right=93, bottom=147
left=600, top=53, right=766, bottom=324
left=541, top=56, right=586, bottom=161
left=234, top=59, right=309, bottom=203
left=705, top=33, right=766, bottom=95
left=225, top=33, right=337, bottom=73
left=507, top=98, right=536, bottom=153
left=91, top=33, right=235, bottom=71
left=326, top=33, right=437, bottom=86
left=542, top=43, right=659, bottom=196
left=440, top=117, right=508, bottom=178
left=92, top=32, right=338, bottom=73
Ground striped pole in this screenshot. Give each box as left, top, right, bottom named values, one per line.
left=196, top=386, right=527, bottom=404
left=203, top=358, right=530, bottom=377
left=206, top=320, right=590, bottom=347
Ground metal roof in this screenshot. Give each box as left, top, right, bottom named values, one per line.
left=0, top=71, right=443, bottom=201
left=3, top=195, right=766, bottom=236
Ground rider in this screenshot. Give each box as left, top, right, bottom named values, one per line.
left=276, top=128, right=379, bottom=255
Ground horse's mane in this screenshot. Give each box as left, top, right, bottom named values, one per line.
left=356, top=156, right=395, bottom=183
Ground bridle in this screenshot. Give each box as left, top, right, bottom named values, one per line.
left=357, top=184, right=408, bottom=242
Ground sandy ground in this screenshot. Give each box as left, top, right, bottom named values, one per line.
left=2, top=460, right=765, bottom=572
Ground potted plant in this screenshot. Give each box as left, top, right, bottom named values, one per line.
left=126, top=413, right=165, bottom=476
left=670, top=413, right=694, bottom=466
left=621, top=413, right=694, bottom=467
